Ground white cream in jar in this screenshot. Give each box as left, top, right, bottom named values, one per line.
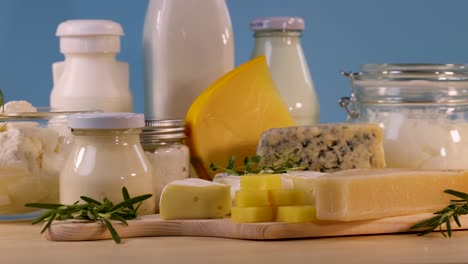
left=141, top=120, right=190, bottom=212
left=61, top=113, right=155, bottom=215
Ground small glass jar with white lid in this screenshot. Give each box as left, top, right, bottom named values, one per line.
left=340, top=64, right=468, bottom=170
left=61, top=113, right=155, bottom=215
left=140, top=120, right=190, bottom=212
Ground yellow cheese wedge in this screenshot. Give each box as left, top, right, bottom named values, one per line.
left=231, top=207, right=275, bottom=223
left=235, top=190, right=270, bottom=207
left=276, top=206, right=317, bottom=223
left=270, top=190, right=305, bottom=206
left=185, top=56, right=295, bottom=180
left=315, top=169, right=468, bottom=221
left=240, top=174, right=283, bottom=191
left=159, top=178, right=231, bottom=220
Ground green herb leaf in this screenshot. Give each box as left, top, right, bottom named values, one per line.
left=209, top=148, right=306, bottom=175
left=26, top=187, right=152, bottom=244
left=410, top=189, right=468, bottom=237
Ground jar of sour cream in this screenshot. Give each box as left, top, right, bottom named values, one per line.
left=340, top=64, right=468, bottom=170
left=140, top=120, right=190, bottom=213
left=60, top=113, right=155, bottom=215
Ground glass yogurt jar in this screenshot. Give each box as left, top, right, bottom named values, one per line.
left=340, top=64, right=468, bottom=170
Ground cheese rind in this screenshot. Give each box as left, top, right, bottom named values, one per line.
left=315, top=169, right=468, bottom=221
left=159, top=178, right=231, bottom=220
left=256, top=123, right=386, bottom=172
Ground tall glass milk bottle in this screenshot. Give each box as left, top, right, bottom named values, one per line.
left=51, top=20, right=133, bottom=112
left=143, top=0, right=234, bottom=120
left=251, top=17, right=320, bottom=125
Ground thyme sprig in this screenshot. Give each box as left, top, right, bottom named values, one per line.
left=210, top=148, right=306, bottom=175
left=410, top=189, right=468, bottom=237
left=25, top=187, right=152, bottom=243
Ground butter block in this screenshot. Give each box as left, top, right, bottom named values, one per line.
left=315, top=169, right=468, bottom=221
left=231, top=207, right=274, bottom=223
left=270, top=190, right=305, bottom=206
left=160, top=178, right=231, bottom=220
left=185, top=56, right=295, bottom=180
left=240, top=174, right=283, bottom=191
left=276, top=206, right=317, bottom=223
left=257, top=123, right=386, bottom=172
left=235, top=190, right=270, bottom=207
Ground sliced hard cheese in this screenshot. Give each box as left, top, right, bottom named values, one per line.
left=231, top=207, right=274, bottom=223
left=315, top=169, right=468, bottom=221
left=283, top=171, right=325, bottom=205
left=240, top=174, right=284, bottom=191
left=235, top=190, right=270, bottom=207
left=185, top=56, right=295, bottom=180
left=159, top=178, right=231, bottom=220
left=257, top=123, right=386, bottom=172
left=276, top=206, right=317, bottom=223
left=270, top=190, right=305, bottom=206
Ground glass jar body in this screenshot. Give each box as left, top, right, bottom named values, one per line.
left=61, top=129, right=155, bottom=215
left=142, top=140, right=190, bottom=212
left=251, top=31, right=319, bottom=125
left=354, top=102, right=468, bottom=169
left=345, top=64, right=468, bottom=170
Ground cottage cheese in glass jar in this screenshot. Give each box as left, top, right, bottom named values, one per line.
left=340, top=64, right=468, bottom=169
left=141, top=120, right=190, bottom=212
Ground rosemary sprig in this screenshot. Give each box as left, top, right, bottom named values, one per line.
left=25, top=187, right=152, bottom=244
left=210, top=148, right=306, bottom=175
left=410, top=189, right=468, bottom=237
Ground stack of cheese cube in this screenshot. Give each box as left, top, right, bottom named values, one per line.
left=231, top=174, right=316, bottom=223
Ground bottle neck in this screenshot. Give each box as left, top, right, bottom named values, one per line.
left=254, top=30, right=302, bottom=39
left=64, top=53, right=117, bottom=63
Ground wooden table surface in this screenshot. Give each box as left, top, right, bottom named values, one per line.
left=1, top=221, right=468, bottom=264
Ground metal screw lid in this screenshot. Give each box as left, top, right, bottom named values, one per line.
left=141, top=119, right=186, bottom=141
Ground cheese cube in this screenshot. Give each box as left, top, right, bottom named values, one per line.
left=235, top=190, right=270, bottom=207
left=160, top=179, right=231, bottom=220
left=240, top=174, right=283, bottom=191
left=231, top=207, right=274, bottom=223
left=270, top=190, right=305, bottom=206
left=276, top=206, right=317, bottom=223
left=315, top=169, right=468, bottom=221
left=257, top=123, right=386, bottom=172
left=282, top=171, right=325, bottom=205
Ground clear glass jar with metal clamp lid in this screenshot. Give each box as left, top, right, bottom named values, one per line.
left=340, top=64, right=468, bottom=170
left=140, top=119, right=190, bottom=212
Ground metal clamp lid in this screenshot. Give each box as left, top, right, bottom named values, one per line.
left=339, top=71, right=360, bottom=119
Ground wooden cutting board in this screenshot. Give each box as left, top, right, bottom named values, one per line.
left=42, top=213, right=468, bottom=242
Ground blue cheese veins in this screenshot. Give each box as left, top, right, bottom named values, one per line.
left=256, top=123, right=386, bottom=172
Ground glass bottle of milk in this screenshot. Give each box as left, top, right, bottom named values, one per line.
left=142, top=0, right=234, bottom=120
left=251, top=17, right=320, bottom=125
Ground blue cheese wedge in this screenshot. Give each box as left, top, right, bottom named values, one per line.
left=256, top=123, right=386, bottom=172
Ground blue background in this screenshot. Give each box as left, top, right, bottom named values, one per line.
left=0, top=0, right=467, bottom=123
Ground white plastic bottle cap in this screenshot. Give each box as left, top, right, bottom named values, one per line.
left=68, top=113, right=145, bottom=129
left=250, top=17, right=305, bottom=32
left=56, top=20, right=125, bottom=53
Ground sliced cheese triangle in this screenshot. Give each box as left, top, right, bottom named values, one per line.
left=185, top=56, right=295, bottom=180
